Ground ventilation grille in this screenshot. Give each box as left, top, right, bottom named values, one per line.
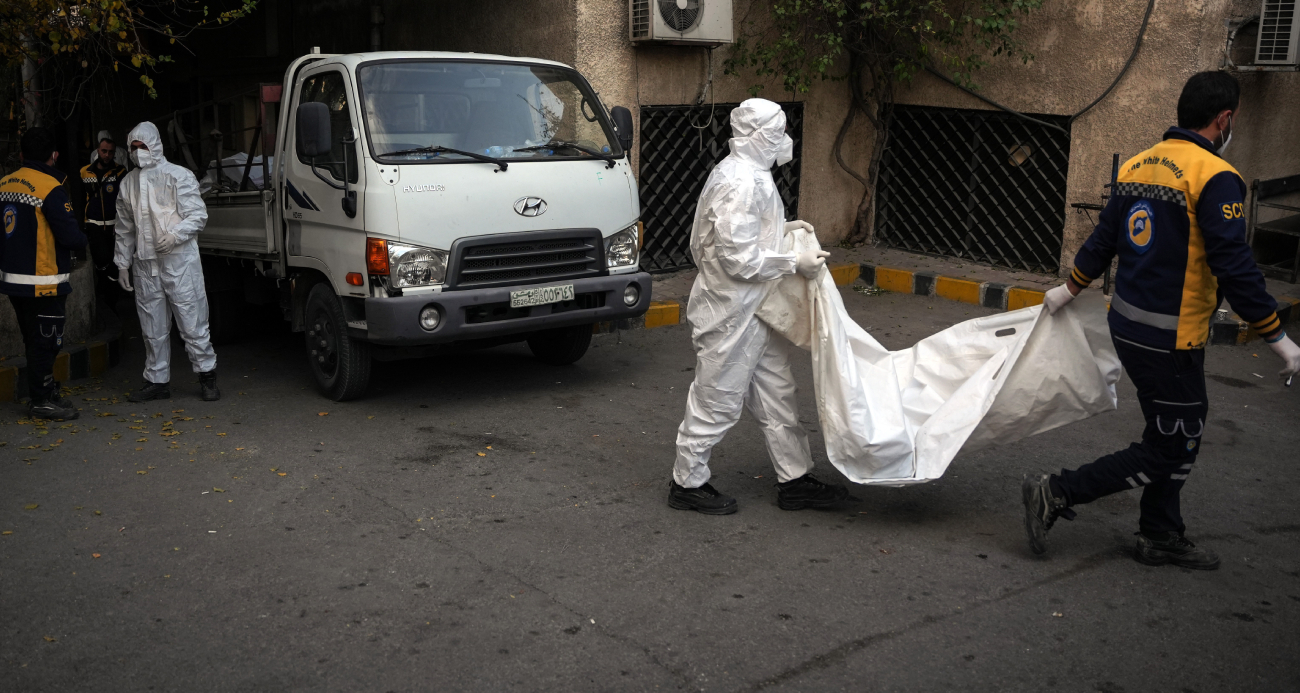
left=658, top=0, right=702, bottom=32
left=1256, top=0, right=1299, bottom=64
left=631, top=0, right=651, bottom=38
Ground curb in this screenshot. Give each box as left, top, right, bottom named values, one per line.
left=858, top=264, right=1049, bottom=311
left=1209, top=295, right=1300, bottom=345
left=0, top=329, right=124, bottom=402
left=858, top=262, right=1299, bottom=347
left=608, top=263, right=1298, bottom=347
left=626, top=265, right=866, bottom=333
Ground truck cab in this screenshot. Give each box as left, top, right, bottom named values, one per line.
left=200, top=51, right=651, bottom=400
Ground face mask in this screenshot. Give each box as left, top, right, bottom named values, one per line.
left=1216, top=115, right=1233, bottom=155
left=132, top=148, right=153, bottom=168
left=774, top=134, right=795, bottom=167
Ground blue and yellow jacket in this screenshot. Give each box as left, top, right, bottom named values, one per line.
left=0, top=160, right=87, bottom=297
left=80, top=159, right=127, bottom=223
left=1069, top=128, right=1282, bottom=350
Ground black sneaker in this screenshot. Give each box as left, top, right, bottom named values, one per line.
left=28, top=398, right=79, bottom=420
left=1022, top=474, right=1076, bottom=555
left=199, top=370, right=221, bottom=401
left=1134, top=532, right=1220, bottom=570
left=776, top=473, right=850, bottom=510
left=128, top=381, right=171, bottom=402
left=667, top=481, right=738, bottom=515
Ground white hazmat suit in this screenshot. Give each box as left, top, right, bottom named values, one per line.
left=673, top=99, right=823, bottom=488
left=114, top=121, right=217, bottom=384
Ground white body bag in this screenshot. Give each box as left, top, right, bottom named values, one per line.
left=756, top=229, right=1122, bottom=486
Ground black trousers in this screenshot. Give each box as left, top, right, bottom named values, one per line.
left=84, top=222, right=124, bottom=302
left=1055, top=337, right=1207, bottom=536
left=6, top=294, right=68, bottom=402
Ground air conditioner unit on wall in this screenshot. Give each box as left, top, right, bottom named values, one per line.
left=1255, top=0, right=1299, bottom=64
left=630, top=0, right=733, bottom=46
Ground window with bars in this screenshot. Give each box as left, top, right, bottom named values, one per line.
left=875, top=105, right=1071, bottom=274
left=638, top=103, right=803, bottom=272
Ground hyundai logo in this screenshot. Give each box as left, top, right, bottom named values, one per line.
left=514, top=197, right=547, bottom=217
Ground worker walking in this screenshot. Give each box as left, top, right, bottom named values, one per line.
left=115, top=121, right=221, bottom=402
left=667, top=98, right=847, bottom=515
left=0, top=127, right=89, bottom=420
left=81, top=132, right=129, bottom=305
left=1025, top=72, right=1300, bottom=569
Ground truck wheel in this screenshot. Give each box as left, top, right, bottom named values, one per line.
left=304, top=284, right=371, bottom=401
left=526, top=323, right=593, bottom=365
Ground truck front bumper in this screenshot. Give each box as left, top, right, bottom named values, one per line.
left=363, top=272, right=653, bottom=346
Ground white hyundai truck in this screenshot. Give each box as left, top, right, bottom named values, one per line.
left=195, top=51, right=651, bottom=400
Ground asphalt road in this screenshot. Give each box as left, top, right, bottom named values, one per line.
left=2, top=287, right=1298, bottom=692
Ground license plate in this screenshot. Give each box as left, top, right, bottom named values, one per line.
left=510, top=284, right=575, bottom=308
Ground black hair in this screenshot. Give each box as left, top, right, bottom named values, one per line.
left=20, top=127, right=58, bottom=163
left=1176, top=72, right=1240, bottom=130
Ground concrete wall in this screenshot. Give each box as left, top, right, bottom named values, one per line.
left=0, top=264, right=97, bottom=359
left=883, top=0, right=1298, bottom=272
left=381, top=0, right=1300, bottom=275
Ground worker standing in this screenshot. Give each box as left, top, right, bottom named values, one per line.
left=667, top=98, right=848, bottom=515
left=0, top=127, right=89, bottom=420
left=1024, top=72, right=1300, bottom=569
left=115, top=121, right=221, bottom=402
left=80, top=132, right=129, bottom=305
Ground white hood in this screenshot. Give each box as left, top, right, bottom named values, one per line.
left=727, top=99, right=788, bottom=170
left=127, top=121, right=165, bottom=168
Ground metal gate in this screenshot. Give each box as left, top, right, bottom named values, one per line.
left=875, top=105, right=1071, bottom=273
left=639, top=103, right=804, bottom=273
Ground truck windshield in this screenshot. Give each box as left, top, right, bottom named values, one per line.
left=358, top=61, right=621, bottom=164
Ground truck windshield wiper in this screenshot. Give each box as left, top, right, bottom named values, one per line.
left=514, top=141, right=617, bottom=169
left=378, top=145, right=507, bottom=172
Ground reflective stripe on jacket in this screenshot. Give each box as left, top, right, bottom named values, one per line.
left=0, top=161, right=88, bottom=297
left=1069, top=128, right=1281, bottom=350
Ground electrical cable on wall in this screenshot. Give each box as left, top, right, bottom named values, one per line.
left=688, top=47, right=717, bottom=151
left=924, top=0, right=1157, bottom=138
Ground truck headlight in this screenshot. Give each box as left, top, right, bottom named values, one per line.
left=604, top=225, right=639, bottom=268
left=388, top=244, right=448, bottom=288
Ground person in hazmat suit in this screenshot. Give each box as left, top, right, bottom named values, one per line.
left=114, top=121, right=220, bottom=402
left=667, top=98, right=848, bottom=515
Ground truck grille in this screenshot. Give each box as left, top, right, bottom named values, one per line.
left=447, top=230, right=606, bottom=290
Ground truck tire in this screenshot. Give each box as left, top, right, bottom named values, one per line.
left=526, top=323, right=593, bottom=365
left=304, top=284, right=371, bottom=401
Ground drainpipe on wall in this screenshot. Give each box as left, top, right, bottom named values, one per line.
left=370, top=2, right=385, bottom=52
left=21, top=37, right=42, bottom=128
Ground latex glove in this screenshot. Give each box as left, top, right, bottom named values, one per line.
left=796, top=249, right=830, bottom=279
left=784, top=220, right=815, bottom=235
left=1042, top=283, right=1076, bottom=315
left=155, top=232, right=179, bottom=254
left=117, top=269, right=133, bottom=292
left=1267, top=334, right=1300, bottom=382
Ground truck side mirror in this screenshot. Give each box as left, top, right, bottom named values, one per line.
left=611, top=106, right=634, bottom=154
left=297, top=102, right=332, bottom=158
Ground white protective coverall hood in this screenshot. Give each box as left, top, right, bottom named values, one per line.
left=115, top=121, right=217, bottom=383
left=672, top=98, right=813, bottom=488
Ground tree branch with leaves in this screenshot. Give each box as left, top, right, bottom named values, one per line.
left=2, top=0, right=257, bottom=127
left=725, top=0, right=1043, bottom=243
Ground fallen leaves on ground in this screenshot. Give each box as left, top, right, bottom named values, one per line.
left=91, top=553, right=100, bottom=558
left=213, top=488, right=225, bottom=493
left=318, top=412, right=329, bottom=416
left=136, top=470, right=147, bottom=475
left=477, top=452, right=486, bottom=457
left=23, top=504, right=38, bottom=510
